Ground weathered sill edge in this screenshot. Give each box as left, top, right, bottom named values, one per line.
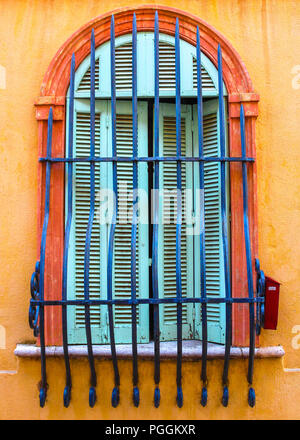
left=15, top=341, right=285, bottom=360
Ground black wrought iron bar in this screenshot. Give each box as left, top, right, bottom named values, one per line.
left=40, top=156, right=255, bottom=163
left=31, top=297, right=264, bottom=306
left=131, top=12, right=139, bottom=407
left=61, top=53, right=75, bottom=408
left=83, top=29, right=97, bottom=408
left=38, top=106, right=53, bottom=408
left=107, top=14, right=121, bottom=408
left=152, top=10, right=160, bottom=408
left=196, top=26, right=208, bottom=407
left=240, top=104, right=256, bottom=407
left=218, top=45, right=232, bottom=408
left=175, top=18, right=183, bottom=409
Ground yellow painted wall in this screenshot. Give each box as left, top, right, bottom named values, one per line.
left=0, top=0, right=300, bottom=419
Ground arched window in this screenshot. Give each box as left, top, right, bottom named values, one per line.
left=66, top=32, right=228, bottom=345
left=34, top=7, right=259, bottom=349
left=31, top=6, right=261, bottom=408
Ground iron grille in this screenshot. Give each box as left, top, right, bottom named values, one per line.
left=29, top=12, right=264, bottom=409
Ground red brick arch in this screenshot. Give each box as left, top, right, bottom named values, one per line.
left=36, top=5, right=259, bottom=346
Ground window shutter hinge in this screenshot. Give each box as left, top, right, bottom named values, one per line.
left=192, top=307, right=196, bottom=321
left=148, top=258, right=152, bottom=267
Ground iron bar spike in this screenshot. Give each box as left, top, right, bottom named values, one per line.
left=240, top=104, right=256, bottom=407
left=38, top=106, right=53, bottom=407
left=83, top=28, right=97, bottom=407
left=175, top=17, right=183, bottom=409
left=108, top=14, right=121, bottom=408
left=131, top=12, right=139, bottom=407
left=61, top=53, right=75, bottom=408
left=196, top=26, right=208, bottom=407
left=153, top=10, right=161, bottom=408
left=218, top=44, right=232, bottom=407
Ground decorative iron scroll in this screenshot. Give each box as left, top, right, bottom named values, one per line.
left=255, top=258, right=266, bottom=337
left=29, top=12, right=264, bottom=409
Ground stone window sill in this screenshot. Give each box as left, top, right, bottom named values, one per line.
left=14, top=341, right=285, bottom=360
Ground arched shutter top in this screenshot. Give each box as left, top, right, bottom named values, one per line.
left=73, top=33, right=226, bottom=98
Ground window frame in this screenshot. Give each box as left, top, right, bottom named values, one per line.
left=67, top=31, right=228, bottom=345
left=35, top=5, right=259, bottom=347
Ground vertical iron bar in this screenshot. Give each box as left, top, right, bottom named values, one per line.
left=218, top=45, right=232, bottom=407
left=108, top=14, right=121, bottom=408
left=196, top=27, right=208, bottom=407
left=240, top=105, right=256, bottom=407
left=38, top=106, right=53, bottom=407
left=153, top=10, right=160, bottom=408
left=84, top=29, right=97, bottom=408
left=61, top=53, right=75, bottom=408
left=175, top=18, right=183, bottom=408
left=131, top=13, right=139, bottom=407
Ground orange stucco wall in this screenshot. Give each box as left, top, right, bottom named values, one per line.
left=0, top=0, right=300, bottom=419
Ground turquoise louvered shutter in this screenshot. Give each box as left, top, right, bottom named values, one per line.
left=107, top=101, right=149, bottom=344
left=67, top=99, right=109, bottom=344
left=193, top=99, right=226, bottom=344
left=157, top=103, right=194, bottom=341
left=68, top=100, right=149, bottom=344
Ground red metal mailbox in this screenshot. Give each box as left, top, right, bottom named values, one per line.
left=263, top=276, right=280, bottom=330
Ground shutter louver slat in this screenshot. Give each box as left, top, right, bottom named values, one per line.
left=74, top=112, right=101, bottom=328
left=193, top=58, right=216, bottom=91
left=159, top=42, right=176, bottom=89
left=162, top=116, right=188, bottom=327
left=115, top=44, right=132, bottom=90
left=114, top=114, right=140, bottom=326
left=203, top=112, right=223, bottom=331
left=77, top=59, right=100, bottom=91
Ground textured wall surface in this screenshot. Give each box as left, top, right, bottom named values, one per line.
left=0, top=0, right=300, bottom=419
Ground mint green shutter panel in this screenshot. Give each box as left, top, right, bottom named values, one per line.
left=67, top=99, right=109, bottom=344
left=68, top=100, right=149, bottom=344
left=193, top=99, right=226, bottom=344
left=108, top=101, right=149, bottom=344
left=158, top=103, right=194, bottom=341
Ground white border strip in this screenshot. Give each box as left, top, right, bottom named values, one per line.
left=15, top=342, right=285, bottom=360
